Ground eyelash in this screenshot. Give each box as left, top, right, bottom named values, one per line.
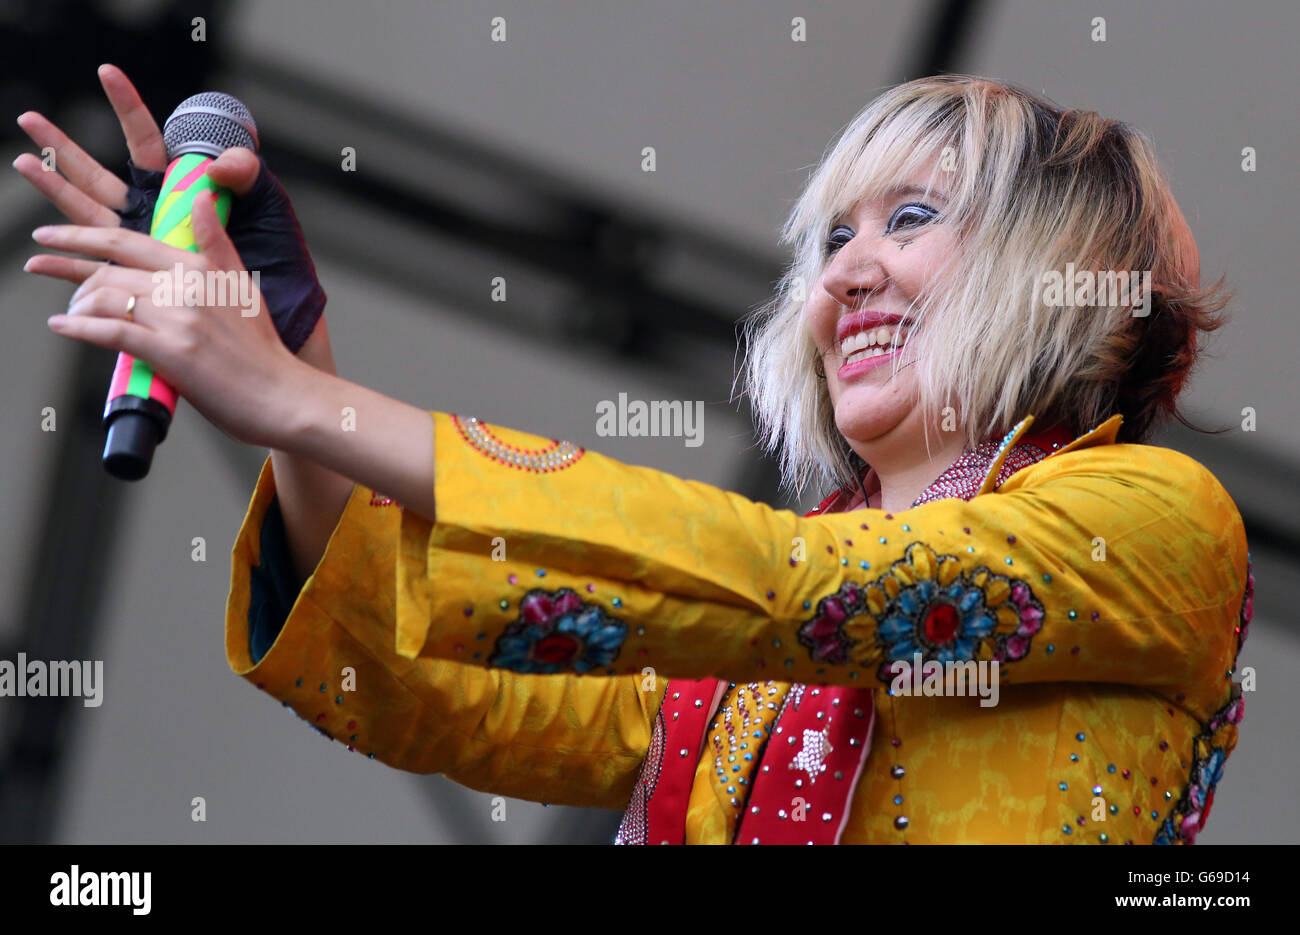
left=823, top=202, right=940, bottom=256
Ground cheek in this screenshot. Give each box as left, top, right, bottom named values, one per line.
left=804, top=301, right=835, bottom=349
left=895, top=230, right=958, bottom=295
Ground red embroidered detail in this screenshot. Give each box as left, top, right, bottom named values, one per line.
left=369, top=491, right=400, bottom=507
left=451, top=414, right=585, bottom=473
left=923, top=603, right=960, bottom=643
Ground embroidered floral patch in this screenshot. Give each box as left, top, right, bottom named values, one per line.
left=488, top=587, right=627, bottom=674
left=1154, top=686, right=1244, bottom=845
left=1154, top=559, right=1254, bottom=844
left=796, top=542, right=1046, bottom=681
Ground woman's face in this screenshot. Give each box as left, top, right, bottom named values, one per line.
left=806, top=159, right=958, bottom=457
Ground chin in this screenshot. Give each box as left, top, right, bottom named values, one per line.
left=834, top=402, right=909, bottom=448
left=831, top=381, right=918, bottom=445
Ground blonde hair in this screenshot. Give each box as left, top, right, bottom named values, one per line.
left=738, top=75, right=1230, bottom=498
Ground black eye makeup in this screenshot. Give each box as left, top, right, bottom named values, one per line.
left=886, top=201, right=941, bottom=235
left=823, top=225, right=856, bottom=257
left=823, top=201, right=942, bottom=258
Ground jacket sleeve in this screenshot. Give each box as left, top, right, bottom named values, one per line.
left=247, top=493, right=298, bottom=663
left=225, top=454, right=663, bottom=809
left=399, top=412, right=1251, bottom=722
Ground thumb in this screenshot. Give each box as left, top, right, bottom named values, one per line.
left=205, top=146, right=261, bottom=196
left=192, top=190, right=242, bottom=270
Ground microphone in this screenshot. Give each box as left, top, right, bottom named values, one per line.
left=100, top=92, right=259, bottom=481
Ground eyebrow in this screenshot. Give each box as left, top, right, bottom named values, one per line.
left=889, top=183, right=948, bottom=203
left=831, top=184, right=949, bottom=227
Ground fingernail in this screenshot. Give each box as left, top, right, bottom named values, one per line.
left=47, top=314, right=65, bottom=328
left=32, top=226, right=53, bottom=242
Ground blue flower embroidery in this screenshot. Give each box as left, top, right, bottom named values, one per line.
left=797, top=542, right=1045, bottom=681
left=489, top=587, right=627, bottom=674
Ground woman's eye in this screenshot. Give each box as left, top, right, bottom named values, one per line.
left=824, top=225, right=855, bottom=256
left=886, top=202, right=939, bottom=235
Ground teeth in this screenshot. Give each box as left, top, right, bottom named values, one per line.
left=840, top=324, right=906, bottom=359
left=844, top=346, right=894, bottom=365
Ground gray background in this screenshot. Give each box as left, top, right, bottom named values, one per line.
left=0, top=0, right=1295, bottom=843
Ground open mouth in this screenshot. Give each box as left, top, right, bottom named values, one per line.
left=839, top=323, right=909, bottom=365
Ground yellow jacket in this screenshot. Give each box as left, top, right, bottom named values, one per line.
left=225, top=411, right=1252, bottom=844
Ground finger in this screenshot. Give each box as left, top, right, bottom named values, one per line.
left=11, top=152, right=121, bottom=227
left=23, top=254, right=107, bottom=285
left=66, top=285, right=146, bottom=323
left=32, top=223, right=194, bottom=273
left=205, top=147, right=261, bottom=197
left=192, top=191, right=244, bottom=270
left=98, top=64, right=167, bottom=172
left=48, top=304, right=164, bottom=365
left=65, top=263, right=157, bottom=305
left=15, top=111, right=129, bottom=210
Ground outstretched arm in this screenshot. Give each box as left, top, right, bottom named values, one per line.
left=352, top=411, right=1249, bottom=724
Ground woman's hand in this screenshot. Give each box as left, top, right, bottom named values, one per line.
left=15, top=64, right=328, bottom=356
left=16, top=64, right=169, bottom=226
left=28, top=192, right=316, bottom=451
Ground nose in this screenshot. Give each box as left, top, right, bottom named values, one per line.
left=821, top=236, right=889, bottom=311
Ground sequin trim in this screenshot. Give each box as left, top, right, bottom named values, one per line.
left=912, top=433, right=1056, bottom=505
left=452, top=414, right=584, bottom=472
left=614, top=707, right=665, bottom=845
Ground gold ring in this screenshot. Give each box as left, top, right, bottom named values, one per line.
left=125, top=295, right=136, bottom=323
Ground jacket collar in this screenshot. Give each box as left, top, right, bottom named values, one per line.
left=811, top=414, right=1125, bottom=514
left=974, top=413, right=1123, bottom=496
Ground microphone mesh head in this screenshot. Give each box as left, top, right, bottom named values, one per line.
left=163, top=92, right=259, bottom=159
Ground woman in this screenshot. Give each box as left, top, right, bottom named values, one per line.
left=19, top=70, right=1252, bottom=844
